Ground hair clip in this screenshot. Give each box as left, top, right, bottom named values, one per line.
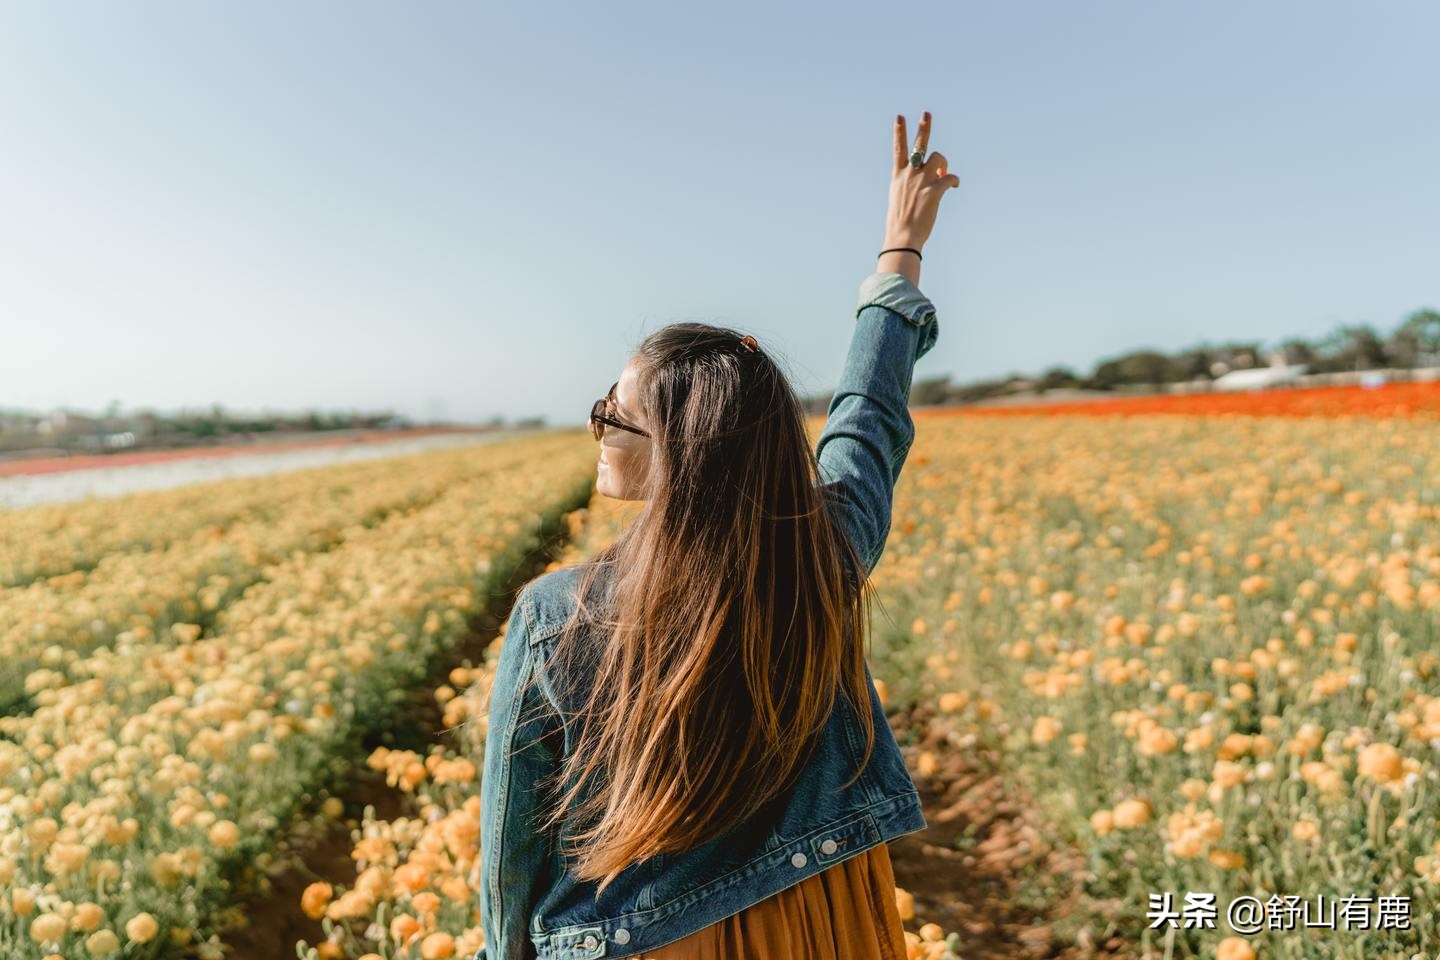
left=737, top=335, right=759, bottom=354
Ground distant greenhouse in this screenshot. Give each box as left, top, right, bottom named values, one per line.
left=1211, top=364, right=1308, bottom=392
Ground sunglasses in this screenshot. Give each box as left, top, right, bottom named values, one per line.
left=589, top=381, right=652, bottom=441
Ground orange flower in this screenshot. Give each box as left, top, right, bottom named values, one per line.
left=301, top=882, right=333, bottom=920
left=390, top=914, right=422, bottom=947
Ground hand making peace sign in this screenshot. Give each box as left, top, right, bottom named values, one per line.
left=883, top=111, right=961, bottom=256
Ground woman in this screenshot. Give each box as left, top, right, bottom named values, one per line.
left=477, top=111, right=959, bottom=960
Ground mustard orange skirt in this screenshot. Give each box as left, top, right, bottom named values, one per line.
left=634, top=843, right=907, bottom=960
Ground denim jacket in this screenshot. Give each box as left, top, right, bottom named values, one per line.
left=476, top=272, right=940, bottom=960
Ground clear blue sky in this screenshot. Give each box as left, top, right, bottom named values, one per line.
left=2, top=0, right=1435, bottom=426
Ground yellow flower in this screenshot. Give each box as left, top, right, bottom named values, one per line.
left=1113, top=799, right=1151, bottom=828
left=915, top=751, right=938, bottom=777
left=1031, top=716, right=1060, bottom=745
left=1212, top=760, right=1248, bottom=790
left=43, top=841, right=90, bottom=875
left=390, top=913, right=423, bottom=947
left=30, top=913, right=67, bottom=943
left=248, top=742, right=278, bottom=765
left=1290, top=728, right=1319, bottom=759
left=1357, top=743, right=1404, bottom=783
left=1139, top=726, right=1178, bottom=755
left=937, top=691, right=968, bottom=713
left=1216, top=936, right=1256, bottom=960
left=72, top=903, right=105, bottom=933
left=208, top=820, right=241, bottom=849
left=301, top=882, right=333, bottom=920
left=1217, top=733, right=1252, bottom=760
left=26, top=818, right=59, bottom=847
left=85, top=930, right=120, bottom=955
left=125, top=913, right=159, bottom=944
left=894, top=886, right=915, bottom=921
left=421, top=932, right=457, bottom=958
left=1209, top=848, right=1246, bottom=870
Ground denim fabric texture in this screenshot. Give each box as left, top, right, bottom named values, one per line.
left=475, top=271, right=939, bottom=959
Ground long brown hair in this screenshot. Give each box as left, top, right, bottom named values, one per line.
left=516, top=322, right=878, bottom=896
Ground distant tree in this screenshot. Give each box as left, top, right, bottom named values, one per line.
left=1116, top=350, right=1173, bottom=384
left=1168, top=349, right=1212, bottom=381
left=1278, top=338, right=1316, bottom=366
left=799, top=392, right=833, bottom=416
left=1089, top=359, right=1123, bottom=390
left=910, top=374, right=952, bottom=406
left=1306, top=324, right=1385, bottom=371
left=1209, top=341, right=1263, bottom=370
left=1337, top=323, right=1389, bottom=369
left=1037, top=366, right=1080, bottom=392
left=1391, top=308, right=1440, bottom=367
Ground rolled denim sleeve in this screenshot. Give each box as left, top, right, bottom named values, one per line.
left=854, top=271, right=939, bottom=357
left=815, top=272, right=939, bottom=579
left=478, top=594, right=560, bottom=960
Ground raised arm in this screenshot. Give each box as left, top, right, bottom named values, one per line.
left=815, top=111, right=959, bottom=581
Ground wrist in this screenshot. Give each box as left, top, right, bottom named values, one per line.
left=876, top=248, right=921, bottom=285
left=882, top=231, right=925, bottom=251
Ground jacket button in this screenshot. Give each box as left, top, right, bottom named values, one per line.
left=820, top=838, right=838, bottom=855
left=582, top=934, right=597, bottom=949
left=791, top=852, right=807, bottom=868
left=614, top=928, right=630, bottom=945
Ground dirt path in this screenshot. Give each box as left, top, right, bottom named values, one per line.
left=216, top=521, right=569, bottom=960
left=887, top=705, right=1137, bottom=960
left=215, top=548, right=1137, bottom=959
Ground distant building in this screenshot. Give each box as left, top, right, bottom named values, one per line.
left=1212, top=364, right=1308, bottom=392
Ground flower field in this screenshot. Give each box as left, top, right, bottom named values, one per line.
left=4, top=392, right=1439, bottom=960
left=0, top=432, right=598, bottom=959
left=939, top=379, right=1440, bottom=420
left=878, top=412, right=1440, bottom=959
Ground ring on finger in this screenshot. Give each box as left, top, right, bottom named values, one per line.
left=909, top=149, right=926, bottom=170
